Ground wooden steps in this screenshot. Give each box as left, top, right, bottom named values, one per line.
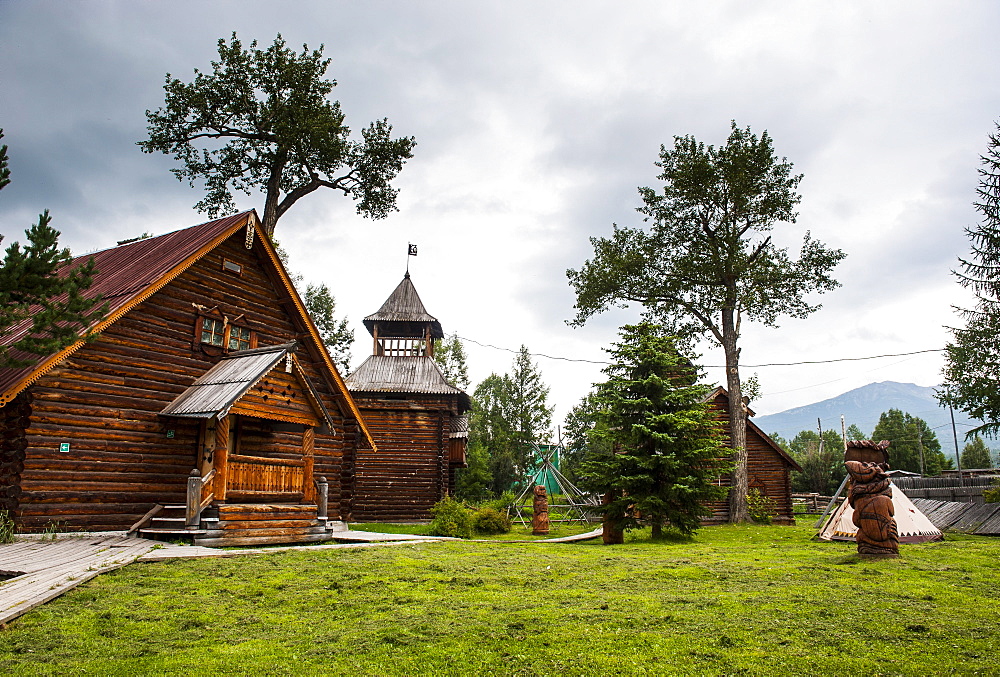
left=137, top=503, right=330, bottom=546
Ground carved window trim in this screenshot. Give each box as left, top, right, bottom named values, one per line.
left=193, top=306, right=257, bottom=354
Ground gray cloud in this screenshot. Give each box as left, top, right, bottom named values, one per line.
left=2, top=1, right=999, bottom=423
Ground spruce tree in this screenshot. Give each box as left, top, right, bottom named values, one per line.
left=0, top=129, right=105, bottom=368
left=943, top=121, right=1000, bottom=438
left=578, top=323, right=730, bottom=538
left=433, top=333, right=470, bottom=390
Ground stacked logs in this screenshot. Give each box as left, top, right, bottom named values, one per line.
left=0, top=391, right=31, bottom=516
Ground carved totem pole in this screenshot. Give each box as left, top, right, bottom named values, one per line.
left=844, top=440, right=899, bottom=557
left=532, top=485, right=550, bottom=535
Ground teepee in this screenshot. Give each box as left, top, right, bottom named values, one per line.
left=818, top=483, right=942, bottom=543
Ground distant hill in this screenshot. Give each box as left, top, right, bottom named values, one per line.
left=754, top=382, right=984, bottom=453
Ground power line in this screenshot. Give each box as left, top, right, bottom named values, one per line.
left=456, top=335, right=611, bottom=365
left=456, top=334, right=945, bottom=369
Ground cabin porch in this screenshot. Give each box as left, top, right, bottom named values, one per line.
left=135, top=445, right=341, bottom=546
left=147, top=343, right=347, bottom=545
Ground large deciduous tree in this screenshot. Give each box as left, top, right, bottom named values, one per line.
left=577, top=323, right=729, bottom=538
left=961, top=436, right=994, bottom=470
left=942, top=122, right=1000, bottom=438
left=0, top=129, right=104, bottom=368
left=871, top=409, right=952, bottom=476
left=567, top=122, right=845, bottom=521
left=139, top=33, right=416, bottom=237
left=782, top=429, right=844, bottom=495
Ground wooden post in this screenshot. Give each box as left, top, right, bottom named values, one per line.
left=303, top=426, right=315, bottom=502
left=186, top=469, right=202, bottom=528
left=316, top=476, right=328, bottom=519
left=215, top=415, right=230, bottom=501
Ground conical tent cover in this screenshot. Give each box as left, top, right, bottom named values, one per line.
left=818, top=482, right=942, bottom=543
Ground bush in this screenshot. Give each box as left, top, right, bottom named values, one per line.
left=472, top=506, right=511, bottom=534
left=0, top=511, right=15, bottom=544
left=984, top=479, right=1000, bottom=504
left=427, top=495, right=474, bottom=539
left=747, top=488, right=778, bottom=525
left=480, top=490, right=516, bottom=513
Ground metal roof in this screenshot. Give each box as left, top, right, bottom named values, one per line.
left=362, top=273, right=443, bottom=339
left=160, top=342, right=333, bottom=429
left=0, top=212, right=253, bottom=403
left=346, top=355, right=471, bottom=411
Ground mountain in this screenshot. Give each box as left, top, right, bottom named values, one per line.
left=754, top=381, right=984, bottom=450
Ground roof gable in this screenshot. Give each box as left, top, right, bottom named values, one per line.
left=0, top=212, right=254, bottom=406
left=705, top=386, right=802, bottom=472
left=161, top=343, right=331, bottom=430
left=0, top=211, right=376, bottom=450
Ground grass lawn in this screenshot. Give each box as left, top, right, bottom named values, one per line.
left=1, top=524, right=997, bottom=676
left=347, top=520, right=598, bottom=540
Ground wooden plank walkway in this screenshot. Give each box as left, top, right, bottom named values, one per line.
left=0, top=536, right=158, bottom=626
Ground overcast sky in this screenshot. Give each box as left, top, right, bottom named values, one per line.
left=1, top=1, right=998, bottom=435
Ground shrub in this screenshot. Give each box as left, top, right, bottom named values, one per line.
left=747, top=488, right=778, bottom=525
left=480, top=490, right=516, bottom=513
left=428, top=496, right=474, bottom=539
left=984, top=479, right=1000, bottom=504
left=0, top=511, right=15, bottom=544
left=472, top=507, right=512, bottom=534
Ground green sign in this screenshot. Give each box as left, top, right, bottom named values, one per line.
left=59, top=442, right=70, bottom=453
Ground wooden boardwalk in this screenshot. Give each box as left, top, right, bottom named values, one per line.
left=0, top=536, right=158, bottom=626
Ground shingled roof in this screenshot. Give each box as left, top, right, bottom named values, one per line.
left=362, top=273, right=444, bottom=339
left=346, top=355, right=472, bottom=412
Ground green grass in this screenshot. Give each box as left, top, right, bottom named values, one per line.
left=347, top=520, right=597, bottom=541
left=1, top=524, right=997, bottom=675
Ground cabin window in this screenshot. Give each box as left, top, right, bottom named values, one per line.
left=222, top=259, right=243, bottom=275
left=229, top=325, right=252, bottom=351
left=197, top=313, right=256, bottom=352
left=201, top=318, right=225, bottom=346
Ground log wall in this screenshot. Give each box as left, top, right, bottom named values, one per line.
left=703, top=393, right=796, bottom=524
left=13, top=231, right=358, bottom=531
left=351, top=394, right=458, bottom=521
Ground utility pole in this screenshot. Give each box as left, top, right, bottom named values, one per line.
left=916, top=426, right=925, bottom=477
left=947, top=387, right=965, bottom=487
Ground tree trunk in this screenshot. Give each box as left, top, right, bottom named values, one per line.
left=261, top=154, right=286, bottom=237
left=722, top=310, right=749, bottom=522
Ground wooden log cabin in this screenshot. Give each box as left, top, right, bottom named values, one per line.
left=345, top=273, right=471, bottom=521
left=703, top=387, right=801, bottom=525
left=0, top=211, right=375, bottom=545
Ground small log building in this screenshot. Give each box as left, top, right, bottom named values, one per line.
left=703, top=387, right=801, bottom=525
left=0, top=211, right=374, bottom=545
left=345, top=273, right=471, bottom=521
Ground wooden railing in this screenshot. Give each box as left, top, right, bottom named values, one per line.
left=186, top=468, right=216, bottom=528
left=226, top=454, right=305, bottom=495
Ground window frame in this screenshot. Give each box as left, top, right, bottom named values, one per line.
left=194, top=307, right=257, bottom=354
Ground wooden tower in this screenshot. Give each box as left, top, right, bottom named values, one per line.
left=346, top=273, right=471, bottom=521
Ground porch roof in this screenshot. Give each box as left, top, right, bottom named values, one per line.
left=160, top=343, right=333, bottom=430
